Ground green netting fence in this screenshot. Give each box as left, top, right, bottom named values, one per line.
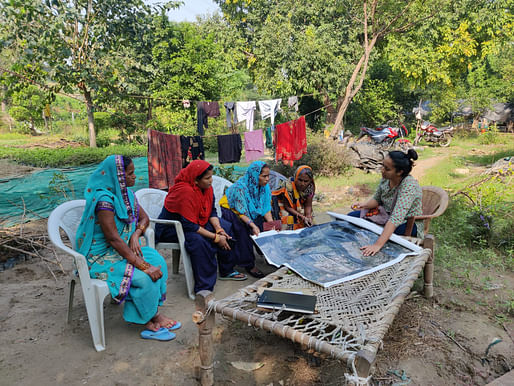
left=0, top=158, right=247, bottom=228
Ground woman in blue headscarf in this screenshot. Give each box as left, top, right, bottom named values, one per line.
left=219, top=161, right=272, bottom=278
left=76, top=155, right=179, bottom=335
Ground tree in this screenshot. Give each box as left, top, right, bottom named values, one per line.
left=385, top=0, right=513, bottom=122
left=147, top=14, right=247, bottom=133
left=9, top=85, right=47, bottom=134
left=215, top=0, right=445, bottom=136
left=0, top=0, right=162, bottom=147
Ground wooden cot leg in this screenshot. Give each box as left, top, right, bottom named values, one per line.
left=423, top=235, right=435, bottom=298
left=352, top=350, right=374, bottom=384
left=172, top=249, right=180, bottom=274
left=193, top=290, right=215, bottom=386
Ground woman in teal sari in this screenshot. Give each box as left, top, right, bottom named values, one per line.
left=76, top=155, right=179, bottom=335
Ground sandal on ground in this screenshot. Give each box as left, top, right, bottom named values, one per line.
left=246, top=267, right=265, bottom=279
left=219, top=271, right=248, bottom=281
left=140, top=327, right=176, bottom=341
left=168, top=320, right=181, bottom=331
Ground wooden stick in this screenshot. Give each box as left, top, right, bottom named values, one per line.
left=42, top=258, right=58, bottom=283
left=0, top=244, right=60, bottom=267
left=194, top=290, right=215, bottom=386
left=423, top=235, right=435, bottom=298
left=430, top=321, right=477, bottom=358
left=20, top=197, right=26, bottom=237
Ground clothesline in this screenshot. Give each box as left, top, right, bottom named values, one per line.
left=198, top=105, right=330, bottom=139
left=304, top=103, right=333, bottom=117
left=123, top=92, right=319, bottom=104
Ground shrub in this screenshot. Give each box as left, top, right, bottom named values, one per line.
left=269, top=130, right=353, bottom=177
left=92, top=112, right=112, bottom=132
left=478, top=124, right=501, bottom=144
left=0, top=144, right=147, bottom=167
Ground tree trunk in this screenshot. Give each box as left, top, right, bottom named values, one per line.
left=42, top=110, right=48, bottom=131
left=1, top=85, right=6, bottom=112
left=330, top=35, right=377, bottom=138
left=147, top=98, right=152, bottom=121
left=82, top=87, right=97, bottom=148
left=30, top=117, right=39, bottom=136
left=322, top=92, right=341, bottom=124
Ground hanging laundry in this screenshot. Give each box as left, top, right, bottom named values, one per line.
left=265, top=126, right=273, bottom=148
left=288, top=96, right=299, bottom=112
left=235, top=101, right=256, bottom=131
left=204, top=101, right=220, bottom=118
left=217, top=133, right=242, bottom=164
left=224, top=101, right=235, bottom=128
left=182, top=99, right=191, bottom=108
left=196, top=101, right=220, bottom=135
left=197, top=102, right=207, bottom=135
left=148, top=129, right=182, bottom=190
left=258, top=99, right=281, bottom=126
left=274, top=116, right=307, bottom=166
left=244, top=129, right=265, bottom=163
left=180, top=135, right=205, bottom=168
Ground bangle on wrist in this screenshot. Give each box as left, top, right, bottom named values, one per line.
left=137, top=260, right=151, bottom=271
left=215, top=228, right=223, bottom=234
left=213, top=234, right=220, bottom=243
left=137, top=223, right=147, bottom=233
left=246, top=219, right=253, bottom=226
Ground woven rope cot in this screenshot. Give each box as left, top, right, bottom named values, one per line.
left=193, top=248, right=432, bottom=385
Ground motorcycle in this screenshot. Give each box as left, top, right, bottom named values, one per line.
left=357, top=123, right=411, bottom=149
left=414, top=121, right=454, bottom=147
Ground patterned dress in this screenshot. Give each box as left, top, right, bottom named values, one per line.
left=76, top=155, right=167, bottom=325
left=372, top=175, right=424, bottom=238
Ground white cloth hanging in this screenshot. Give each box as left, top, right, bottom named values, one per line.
left=258, top=99, right=282, bottom=127
left=288, top=96, right=299, bottom=112
left=235, top=101, right=257, bottom=131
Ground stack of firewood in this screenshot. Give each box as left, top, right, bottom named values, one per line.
left=0, top=228, right=65, bottom=280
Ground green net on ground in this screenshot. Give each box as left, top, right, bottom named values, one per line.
left=0, top=157, right=150, bottom=228
left=0, top=158, right=249, bottom=228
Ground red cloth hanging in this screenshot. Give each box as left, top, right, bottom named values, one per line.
left=275, top=116, right=307, bottom=166
left=147, top=129, right=182, bottom=190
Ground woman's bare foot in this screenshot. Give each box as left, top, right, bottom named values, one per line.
left=144, top=320, right=160, bottom=332
left=152, top=313, right=180, bottom=330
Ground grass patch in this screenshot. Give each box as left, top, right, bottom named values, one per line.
left=0, top=144, right=147, bottom=167
left=418, top=154, right=468, bottom=188
left=464, top=148, right=514, bottom=166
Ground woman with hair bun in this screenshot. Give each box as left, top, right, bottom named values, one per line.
left=349, top=149, right=423, bottom=256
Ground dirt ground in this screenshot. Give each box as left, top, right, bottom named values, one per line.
left=1, top=154, right=513, bottom=386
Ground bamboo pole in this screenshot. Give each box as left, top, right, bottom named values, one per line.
left=423, top=235, right=435, bottom=298
left=193, top=290, right=215, bottom=386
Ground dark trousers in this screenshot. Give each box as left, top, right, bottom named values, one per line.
left=157, top=217, right=236, bottom=293
left=221, top=208, right=264, bottom=270
left=347, top=210, right=417, bottom=237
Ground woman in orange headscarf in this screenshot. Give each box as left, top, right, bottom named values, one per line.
left=271, top=165, right=315, bottom=229
left=155, top=160, right=245, bottom=294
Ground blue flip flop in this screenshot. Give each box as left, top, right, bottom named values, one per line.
left=140, top=327, right=176, bottom=341
left=219, top=271, right=248, bottom=281
left=168, top=321, right=182, bottom=331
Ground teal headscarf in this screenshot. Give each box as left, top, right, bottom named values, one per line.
left=76, top=155, right=137, bottom=256
left=226, top=160, right=271, bottom=220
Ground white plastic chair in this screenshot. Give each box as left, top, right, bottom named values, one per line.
left=212, top=175, right=233, bottom=216
left=135, top=188, right=195, bottom=300
left=48, top=200, right=109, bottom=352
left=268, top=170, right=289, bottom=191
left=48, top=199, right=154, bottom=352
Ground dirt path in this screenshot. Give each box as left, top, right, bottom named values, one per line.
left=410, top=154, right=446, bottom=181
